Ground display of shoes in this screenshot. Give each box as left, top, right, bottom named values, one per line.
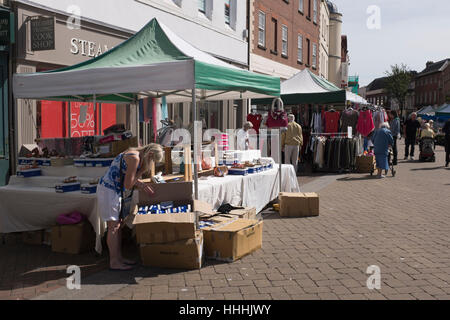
left=63, top=176, right=78, bottom=184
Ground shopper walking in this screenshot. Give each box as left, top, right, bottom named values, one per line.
left=282, top=114, right=303, bottom=174
left=388, top=110, right=401, bottom=165
left=443, top=119, right=450, bottom=167
left=372, top=122, right=394, bottom=178
left=97, top=143, right=163, bottom=271
left=404, top=112, right=421, bottom=160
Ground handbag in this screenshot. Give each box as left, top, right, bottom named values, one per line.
left=119, top=154, right=134, bottom=220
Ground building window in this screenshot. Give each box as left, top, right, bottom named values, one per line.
left=198, top=0, right=206, bottom=13
left=299, top=0, right=304, bottom=13
left=434, top=91, right=437, bottom=102
left=306, top=38, right=311, bottom=65
left=225, top=0, right=230, bottom=25
left=312, top=43, right=317, bottom=68
left=307, top=0, right=312, bottom=18
left=313, top=0, right=318, bottom=23
left=282, top=25, right=288, bottom=57
left=297, top=34, right=303, bottom=63
left=258, top=11, right=266, bottom=47
left=271, top=18, right=278, bottom=53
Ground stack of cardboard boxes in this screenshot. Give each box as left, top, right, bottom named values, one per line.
left=130, top=182, right=263, bottom=269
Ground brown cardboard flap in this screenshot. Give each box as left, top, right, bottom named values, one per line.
left=139, top=182, right=193, bottom=205
left=140, top=231, right=203, bottom=270
left=211, top=219, right=261, bottom=232
left=193, top=200, right=213, bottom=215
left=133, top=212, right=196, bottom=244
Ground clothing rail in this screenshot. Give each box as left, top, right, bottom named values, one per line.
left=311, top=132, right=349, bottom=137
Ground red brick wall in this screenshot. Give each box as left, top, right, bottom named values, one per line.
left=443, top=66, right=450, bottom=103
left=252, top=0, right=320, bottom=74
left=415, top=73, right=442, bottom=107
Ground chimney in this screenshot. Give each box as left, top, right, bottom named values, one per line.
left=426, top=61, right=434, bottom=68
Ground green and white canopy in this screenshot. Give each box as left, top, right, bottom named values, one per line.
left=254, top=68, right=346, bottom=105
left=13, top=18, right=280, bottom=103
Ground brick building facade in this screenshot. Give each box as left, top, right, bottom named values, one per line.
left=414, top=59, right=450, bottom=107
left=250, top=0, right=321, bottom=80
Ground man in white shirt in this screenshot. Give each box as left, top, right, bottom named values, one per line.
left=237, top=122, right=253, bottom=150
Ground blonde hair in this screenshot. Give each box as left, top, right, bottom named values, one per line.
left=128, top=143, right=164, bottom=175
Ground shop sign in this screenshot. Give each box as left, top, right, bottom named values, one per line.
left=31, top=17, right=55, bottom=51
left=70, top=38, right=110, bottom=58
left=0, top=11, right=11, bottom=46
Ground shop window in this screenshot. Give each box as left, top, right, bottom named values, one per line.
left=225, top=0, right=230, bottom=25
left=258, top=11, right=266, bottom=47
left=198, top=0, right=206, bottom=13
left=281, top=25, right=288, bottom=57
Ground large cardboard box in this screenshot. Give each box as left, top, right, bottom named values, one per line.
left=51, top=222, right=95, bottom=254
left=279, top=192, right=320, bottom=218
left=22, top=230, right=45, bottom=245
left=110, top=137, right=138, bottom=156
left=140, top=231, right=203, bottom=270
left=130, top=182, right=213, bottom=244
left=203, top=219, right=263, bottom=262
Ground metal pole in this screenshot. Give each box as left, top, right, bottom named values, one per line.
left=279, top=128, right=282, bottom=194
left=192, top=88, right=199, bottom=200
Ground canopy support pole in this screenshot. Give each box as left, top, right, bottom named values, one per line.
left=192, top=88, right=199, bottom=200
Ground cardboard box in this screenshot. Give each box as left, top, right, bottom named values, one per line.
left=228, top=207, right=257, bottom=220
left=203, top=219, right=263, bottom=262
left=81, top=184, right=97, bottom=194
left=50, top=158, right=74, bottom=166
left=22, top=230, right=45, bottom=245
left=55, top=182, right=81, bottom=193
left=17, top=168, right=41, bottom=178
left=279, top=192, right=320, bottom=218
left=356, top=156, right=376, bottom=173
left=140, top=231, right=203, bottom=270
left=110, top=136, right=138, bottom=156
left=51, top=222, right=95, bottom=254
left=130, top=182, right=213, bottom=244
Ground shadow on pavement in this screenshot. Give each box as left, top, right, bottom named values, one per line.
left=410, top=166, right=445, bottom=171
left=336, top=176, right=380, bottom=181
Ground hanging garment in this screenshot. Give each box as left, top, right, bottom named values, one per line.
left=340, top=109, right=359, bottom=133
left=324, top=111, right=341, bottom=134
left=356, top=110, right=375, bottom=137
left=247, top=113, right=263, bottom=134
left=266, top=110, right=288, bottom=128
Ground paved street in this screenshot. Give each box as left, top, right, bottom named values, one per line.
left=2, top=140, right=449, bottom=300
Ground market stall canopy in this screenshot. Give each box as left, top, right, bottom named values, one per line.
left=253, top=69, right=346, bottom=105
left=13, top=18, right=280, bottom=103
left=436, top=104, right=450, bottom=119
left=346, top=91, right=368, bottom=105
left=417, top=105, right=436, bottom=115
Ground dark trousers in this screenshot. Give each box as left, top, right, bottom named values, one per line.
left=392, top=137, right=398, bottom=165
left=445, top=138, right=450, bottom=165
left=405, top=138, right=416, bottom=158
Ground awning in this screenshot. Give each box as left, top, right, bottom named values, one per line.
left=13, top=18, right=280, bottom=103
left=253, top=68, right=346, bottom=105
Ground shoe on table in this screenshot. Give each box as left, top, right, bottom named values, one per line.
left=404, top=156, right=408, bottom=160
left=410, top=156, right=414, bottom=160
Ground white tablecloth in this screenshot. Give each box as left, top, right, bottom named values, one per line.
left=0, top=175, right=106, bottom=254
left=198, top=164, right=300, bottom=213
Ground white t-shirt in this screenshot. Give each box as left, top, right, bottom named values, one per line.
left=236, top=129, right=249, bottom=150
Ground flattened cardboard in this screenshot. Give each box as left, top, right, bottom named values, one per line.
left=279, top=192, right=320, bottom=217
left=140, top=231, right=203, bottom=270
left=228, top=207, right=257, bottom=220
left=203, top=219, right=263, bottom=262
left=51, top=222, right=95, bottom=254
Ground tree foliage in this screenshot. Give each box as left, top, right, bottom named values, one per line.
left=384, top=64, right=412, bottom=112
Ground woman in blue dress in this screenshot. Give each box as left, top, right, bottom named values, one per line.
left=371, top=122, right=394, bottom=179
left=97, top=143, right=163, bottom=270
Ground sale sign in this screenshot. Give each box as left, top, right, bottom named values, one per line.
left=70, top=102, right=96, bottom=137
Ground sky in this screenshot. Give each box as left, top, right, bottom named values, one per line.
left=331, top=0, right=450, bottom=87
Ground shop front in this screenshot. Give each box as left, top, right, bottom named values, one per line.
left=12, top=1, right=135, bottom=170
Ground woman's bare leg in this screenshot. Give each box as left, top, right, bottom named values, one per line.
left=107, top=221, right=132, bottom=270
